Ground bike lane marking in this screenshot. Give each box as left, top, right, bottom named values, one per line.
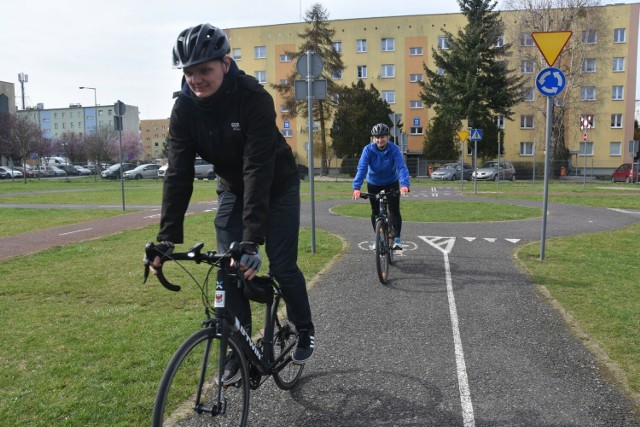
left=419, top=235, right=475, bottom=427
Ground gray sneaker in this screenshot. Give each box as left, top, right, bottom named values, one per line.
left=392, top=237, right=402, bottom=250
left=292, top=329, right=315, bottom=365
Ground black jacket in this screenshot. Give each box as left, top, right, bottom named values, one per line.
left=157, top=60, right=299, bottom=245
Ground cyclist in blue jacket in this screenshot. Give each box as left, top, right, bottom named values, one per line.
left=352, top=123, right=410, bottom=250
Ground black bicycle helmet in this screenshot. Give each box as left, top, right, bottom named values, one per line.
left=371, top=123, right=390, bottom=137
left=172, top=24, right=231, bottom=68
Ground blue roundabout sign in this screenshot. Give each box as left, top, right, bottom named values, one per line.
left=535, top=67, right=566, bottom=97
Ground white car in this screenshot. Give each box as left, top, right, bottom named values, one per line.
left=123, top=164, right=160, bottom=180
left=157, top=164, right=168, bottom=179
left=73, top=165, right=92, bottom=175
left=0, top=166, right=23, bottom=179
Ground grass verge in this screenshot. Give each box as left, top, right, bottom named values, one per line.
left=0, top=213, right=344, bottom=426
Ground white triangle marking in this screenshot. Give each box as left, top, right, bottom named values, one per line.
left=483, top=238, right=497, bottom=242
left=463, top=237, right=476, bottom=242
left=505, top=239, right=521, bottom=243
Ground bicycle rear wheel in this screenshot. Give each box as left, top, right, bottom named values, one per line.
left=152, top=328, right=250, bottom=427
left=271, top=294, right=304, bottom=390
left=375, top=220, right=389, bottom=284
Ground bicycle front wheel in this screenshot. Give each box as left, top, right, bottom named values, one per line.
left=271, top=294, right=304, bottom=390
left=375, top=220, right=389, bottom=284
left=387, top=222, right=395, bottom=266
left=152, top=327, right=250, bottom=427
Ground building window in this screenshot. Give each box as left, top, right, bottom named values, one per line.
left=332, top=69, right=343, bottom=80
left=333, top=41, right=342, bottom=53
left=410, top=100, right=423, bottom=109
left=254, top=46, right=266, bottom=59
left=520, top=33, right=534, bottom=46
left=357, top=65, right=367, bottom=79
left=254, top=71, right=266, bottom=84
left=409, top=47, right=423, bottom=56
left=232, top=48, right=242, bottom=60
left=611, top=114, right=623, bottom=128
left=521, top=115, right=534, bottom=129
left=410, top=127, right=423, bottom=135
left=523, top=87, right=535, bottom=102
left=581, top=58, right=596, bottom=73
left=495, top=115, right=505, bottom=129
left=356, top=39, right=367, bottom=53
left=579, top=141, right=594, bottom=156
left=438, top=36, right=450, bottom=50
left=382, top=90, right=395, bottom=104
left=614, top=28, right=626, bottom=43
left=381, top=38, right=395, bottom=51
left=582, top=30, right=597, bottom=44
left=613, top=57, right=625, bottom=72
left=279, top=53, right=292, bottom=62
left=581, top=86, right=596, bottom=101
left=612, top=85, right=624, bottom=100
left=495, top=35, right=505, bottom=47
left=409, top=74, right=423, bottom=82
left=610, top=141, right=622, bottom=156
left=437, top=67, right=446, bottom=75
left=521, top=60, right=534, bottom=74
left=281, top=128, right=293, bottom=137
left=381, top=64, right=395, bottom=78
left=280, top=104, right=290, bottom=113
left=520, top=142, right=534, bottom=156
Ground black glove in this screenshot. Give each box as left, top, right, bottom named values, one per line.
left=154, top=241, right=175, bottom=260
left=238, top=241, right=262, bottom=273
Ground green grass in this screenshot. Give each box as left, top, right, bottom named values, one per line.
left=516, top=226, right=640, bottom=403
left=0, top=209, right=126, bottom=237
left=0, top=213, right=343, bottom=426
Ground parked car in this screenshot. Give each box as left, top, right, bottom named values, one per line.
left=194, top=158, right=215, bottom=180
left=33, top=165, right=53, bottom=177
left=47, top=165, right=67, bottom=177
left=157, top=164, right=168, bottom=179
left=297, top=164, right=309, bottom=180
left=0, top=166, right=23, bottom=179
left=58, top=164, right=80, bottom=176
left=12, top=166, right=35, bottom=178
left=472, top=160, right=517, bottom=181
left=73, top=165, right=92, bottom=175
left=123, top=163, right=160, bottom=180
left=431, top=163, right=473, bottom=181
left=101, top=163, right=135, bottom=179
left=610, top=162, right=640, bottom=183
left=83, top=164, right=97, bottom=175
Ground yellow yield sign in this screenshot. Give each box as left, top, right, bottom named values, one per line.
left=456, top=130, right=469, bottom=141
left=531, top=31, right=572, bottom=67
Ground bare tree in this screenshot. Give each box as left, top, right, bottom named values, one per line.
left=271, top=3, right=344, bottom=175
left=0, top=113, right=44, bottom=182
left=502, top=0, right=607, bottom=169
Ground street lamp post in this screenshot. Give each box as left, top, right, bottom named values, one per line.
left=79, top=86, right=98, bottom=182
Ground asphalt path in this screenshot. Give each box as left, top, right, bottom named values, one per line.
left=2, top=185, right=640, bottom=426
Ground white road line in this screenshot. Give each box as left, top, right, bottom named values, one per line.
left=418, top=236, right=475, bottom=427
left=59, top=228, right=93, bottom=236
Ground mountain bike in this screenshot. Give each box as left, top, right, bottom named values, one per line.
left=143, top=241, right=303, bottom=426
left=360, top=189, right=401, bottom=284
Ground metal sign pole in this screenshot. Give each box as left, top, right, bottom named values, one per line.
left=540, top=96, right=552, bottom=260
left=306, top=51, right=316, bottom=254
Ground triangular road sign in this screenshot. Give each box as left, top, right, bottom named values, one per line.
left=531, top=31, right=572, bottom=67
left=457, top=130, right=469, bottom=141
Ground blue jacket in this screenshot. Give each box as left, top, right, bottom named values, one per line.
left=352, top=142, right=410, bottom=189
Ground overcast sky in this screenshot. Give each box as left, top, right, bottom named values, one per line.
left=1, top=0, right=637, bottom=120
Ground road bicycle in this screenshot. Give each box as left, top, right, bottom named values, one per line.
left=143, top=241, right=303, bottom=426
left=360, top=189, right=401, bottom=284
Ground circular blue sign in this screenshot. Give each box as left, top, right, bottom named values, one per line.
left=535, top=67, right=566, bottom=97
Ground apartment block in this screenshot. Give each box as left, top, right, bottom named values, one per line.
left=225, top=3, right=639, bottom=174
left=140, top=118, right=170, bottom=162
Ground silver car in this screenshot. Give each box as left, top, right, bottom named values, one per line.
left=431, top=163, right=473, bottom=181
left=123, top=164, right=160, bottom=180
left=472, top=160, right=516, bottom=181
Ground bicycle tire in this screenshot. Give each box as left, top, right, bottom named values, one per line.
left=271, top=294, right=304, bottom=390
left=375, top=220, right=389, bottom=284
left=387, top=222, right=395, bottom=266
left=152, top=327, right=250, bottom=427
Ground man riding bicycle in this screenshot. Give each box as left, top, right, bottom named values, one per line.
left=352, top=123, right=410, bottom=250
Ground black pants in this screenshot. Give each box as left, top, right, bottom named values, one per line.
left=214, top=181, right=314, bottom=334
left=366, top=181, right=402, bottom=238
